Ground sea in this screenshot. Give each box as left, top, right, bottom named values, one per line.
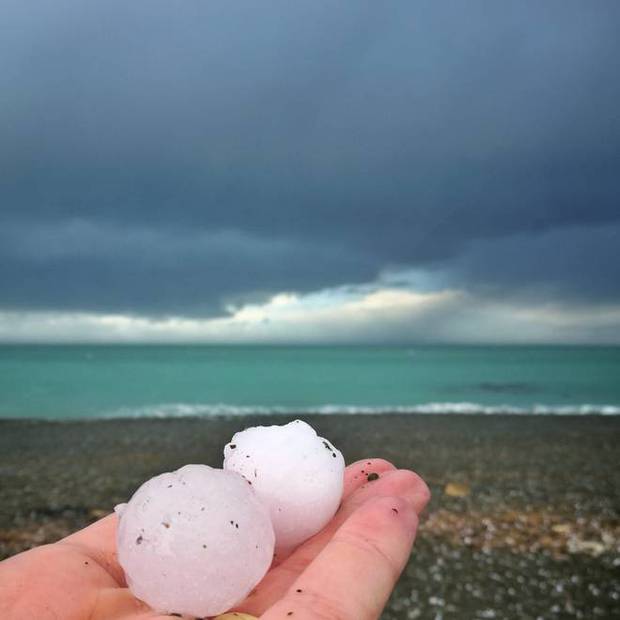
left=0, top=344, right=618, bottom=420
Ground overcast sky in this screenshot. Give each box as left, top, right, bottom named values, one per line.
left=1, top=1, right=619, bottom=343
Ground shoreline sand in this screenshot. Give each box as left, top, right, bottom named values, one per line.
left=1, top=414, right=619, bottom=618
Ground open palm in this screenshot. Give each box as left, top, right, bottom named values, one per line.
left=0, top=459, right=429, bottom=620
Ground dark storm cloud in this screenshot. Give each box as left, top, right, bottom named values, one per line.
left=1, top=0, right=619, bottom=315
left=441, top=222, right=620, bottom=304
left=0, top=220, right=374, bottom=315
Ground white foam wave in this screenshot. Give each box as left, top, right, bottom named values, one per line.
left=102, top=402, right=620, bottom=418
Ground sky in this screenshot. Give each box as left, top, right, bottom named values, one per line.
left=1, top=1, right=619, bottom=344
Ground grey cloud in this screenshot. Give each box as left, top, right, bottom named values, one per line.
left=0, top=220, right=375, bottom=315
left=1, top=1, right=619, bottom=316
left=446, top=222, right=620, bottom=304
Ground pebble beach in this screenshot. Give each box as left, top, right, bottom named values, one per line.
left=1, top=413, right=619, bottom=619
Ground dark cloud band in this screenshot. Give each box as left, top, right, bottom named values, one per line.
left=1, top=1, right=619, bottom=316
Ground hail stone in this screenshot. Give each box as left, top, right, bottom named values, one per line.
left=115, top=464, right=274, bottom=618
left=223, top=420, right=345, bottom=554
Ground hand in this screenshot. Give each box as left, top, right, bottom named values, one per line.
left=0, top=459, right=430, bottom=620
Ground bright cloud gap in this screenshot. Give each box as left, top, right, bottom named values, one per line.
left=1, top=281, right=619, bottom=345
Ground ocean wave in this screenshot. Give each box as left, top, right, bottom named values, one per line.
left=102, top=402, right=620, bottom=418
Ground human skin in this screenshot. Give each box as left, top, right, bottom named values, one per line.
left=0, top=459, right=430, bottom=620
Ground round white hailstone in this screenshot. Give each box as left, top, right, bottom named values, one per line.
left=115, top=464, right=274, bottom=618
left=223, top=420, right=345, bottom=554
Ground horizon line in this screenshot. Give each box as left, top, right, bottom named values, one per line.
left=0, top=341, right=618, bottom=347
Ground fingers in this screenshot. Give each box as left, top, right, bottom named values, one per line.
left=284, top=468, right=429, bottom=569
left=261, top=495, right=418, bottom=620
left=270, top=459, right=398, bottom=569
left=342, top=458, right=396, bottom=499
left=239, top=461, right=397, bottom=612
left=239, top=466, right=429, bottom=616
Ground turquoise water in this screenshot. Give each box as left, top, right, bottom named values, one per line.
left=0, top=345, right=619, bottom=419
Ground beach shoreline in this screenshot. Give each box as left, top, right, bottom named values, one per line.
left=1, top=413, right=619, bottom=618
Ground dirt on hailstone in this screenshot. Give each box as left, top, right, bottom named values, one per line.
left=1, top=414, right=619, bottom=619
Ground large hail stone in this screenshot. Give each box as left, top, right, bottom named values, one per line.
left=223, top=420, right=345, bottom=554
left=115, top=464, right=274, bottom=618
